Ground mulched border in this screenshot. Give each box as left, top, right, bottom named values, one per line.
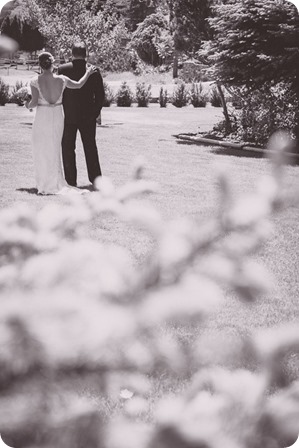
left=175, top=133, right=299, bottom=163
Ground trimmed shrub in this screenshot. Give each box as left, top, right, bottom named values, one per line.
left=159, top=87, right=168, bottom=108
left=190, top=82, right=208, bottom=108
left=116, top=82, right=134, bottom=107
left=0, top=78, right=10, bottom=106
left=210, top=86, right=222, bottom=107
left=171, top=82, right=189, bottom=108
left=136, top=82, right=151, bottom=107
left=103, top=82, right=114, bottom=107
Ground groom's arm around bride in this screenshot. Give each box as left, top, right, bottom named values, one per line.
left=58, top=42, right=105, bottom=187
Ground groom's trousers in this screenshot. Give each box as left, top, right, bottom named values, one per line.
left=62, top=117, right=102, bottom=187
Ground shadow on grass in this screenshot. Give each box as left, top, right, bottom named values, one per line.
left=78, top=184, right=94, bottom=192
left=97, top=122, right=124, bottom=128
left=17, top=185, right=94, bottom=194
left=20, top=122, right=33, bottom=127
left=176, top=139, right=299, bottom=166
left=211, top=146, right=264, bottom=159
left=16, top=187, right=38, bottom=195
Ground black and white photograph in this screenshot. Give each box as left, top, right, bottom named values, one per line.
left=0, top=0, right=299, bottom=447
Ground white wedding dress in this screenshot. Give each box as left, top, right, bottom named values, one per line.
left=30, top=76, right=86, bottom=195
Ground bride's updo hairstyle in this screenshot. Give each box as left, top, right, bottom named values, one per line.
left=38, top=52, right=54, bottom=70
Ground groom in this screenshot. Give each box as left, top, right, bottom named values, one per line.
left=58, top=42, right=105, bottom=187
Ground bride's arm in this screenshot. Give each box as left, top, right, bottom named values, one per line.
left=62, top=65, right=97, bottom=89
left=25, top=85, right=38, bottom=109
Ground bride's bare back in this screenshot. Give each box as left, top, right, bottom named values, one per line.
left=38, top=74, right=64, bottom=104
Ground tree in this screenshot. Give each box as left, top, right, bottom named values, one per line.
left=166, top=0, right=214, bottom=78
left=131, top=11, right=170, bottom=66
left=201, top=0, right=299, bottom=139
left=128, top=0, right=159, bottom=30
left=0, top=1, right=44, bottom=51
left=23, top=0, right=132, bottom=70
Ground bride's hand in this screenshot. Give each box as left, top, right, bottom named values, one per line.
left=86, top=65, right=97, bottom=76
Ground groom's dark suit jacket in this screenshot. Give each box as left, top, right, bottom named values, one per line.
left=58, top=59, right=104, bottom=123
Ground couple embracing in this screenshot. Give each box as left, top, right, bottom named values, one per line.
left=25, top=42, right=105, bottom=195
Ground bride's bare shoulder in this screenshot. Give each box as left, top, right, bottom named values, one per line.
left=30, top=76, right=39, bottom=88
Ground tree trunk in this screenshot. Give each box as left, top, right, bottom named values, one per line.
left=172, top=50, right=178, bottom=79
left=217, top=82, right=232, bottom=135
left=291, top=76, right=299, bottom=150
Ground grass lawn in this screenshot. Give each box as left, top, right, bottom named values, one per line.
left=0, top=99, right=298, bottom=339
left=1, top=93, right=299, bottom=426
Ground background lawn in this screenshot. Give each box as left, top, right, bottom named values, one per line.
left=1, top=73, right=299, bottom=421
left=0, top=96, right=298, bottom=341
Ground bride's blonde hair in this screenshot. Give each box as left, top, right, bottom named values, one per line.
left=38, top=52, right=54, bottom=70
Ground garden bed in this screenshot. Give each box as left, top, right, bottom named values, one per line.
left=175, top=132, right=299, bottom=163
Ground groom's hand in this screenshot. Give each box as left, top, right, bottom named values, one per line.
left=96, top=111, right=102, bottom=125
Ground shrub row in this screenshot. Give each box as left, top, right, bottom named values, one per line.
left=103, top=81, right=222, bottom=108
left=0, top=77, right=222, bottom=109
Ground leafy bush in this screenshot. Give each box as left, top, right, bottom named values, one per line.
left=171, top=82, right=189, bottom=108
left=159, top=86, right=168, bottom=108
left=116, top=82, right=134, bottom=107
left=103, top=82, right=114, bottom=107
left=190, top=82, right=208, bottom=108
left=136, top=82, right=151, bottom=107
left=14, top=87, right=31, bottom=106
left=0, top=133, right=298, bottom=448
left=10, top=80, right=28, bottom=105
left=210, top=85, right=222, bottom=107
left=0, top=77, right=10, bottom=106
left=131, top=12, right=170, bottom=66
left=232, top=84, right=298, bottom=145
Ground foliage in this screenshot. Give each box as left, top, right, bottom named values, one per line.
left=103, top=81, right=114, bottom=107
left=0, top=15, right=44, bottom=51
left=179, top=60, right=203, bottom=83
left=9, top=80, right=26, bottom=104
left=159, top=86, right=168, bottom=107
left=152, top=27, right=174, bottom=64
left=202, top=0, right=299, bottom=89
left=21, top=0, right=132, bottom=71
left=190, top=82, right=208, bottom=107
left=131, top=12, right=170, bottom=66
left=128, top=0, right=160, bottom=31
left=1, top=133, right=299, bottom=448
left=116, top=81, right=134, bottom=106
left=210, top=85, right=222, bottom=107
left=136, top=82, right=151, bottom=107
left=0, top=78, right=10, bottom=106
left=229, top=84, right=298, bottom=145
left=10, top=82, right=31, bottom=105
left=171, top=81, right=189, bottom=107
left=166, top=0, right=213, bottom=54
left=200, top=0, right=299, bottom=137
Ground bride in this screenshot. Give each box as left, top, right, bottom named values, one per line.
left=25, top=52, right=97, bottom=195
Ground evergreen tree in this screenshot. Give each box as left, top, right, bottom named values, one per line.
left=201, top=0, right=299, bottom=138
